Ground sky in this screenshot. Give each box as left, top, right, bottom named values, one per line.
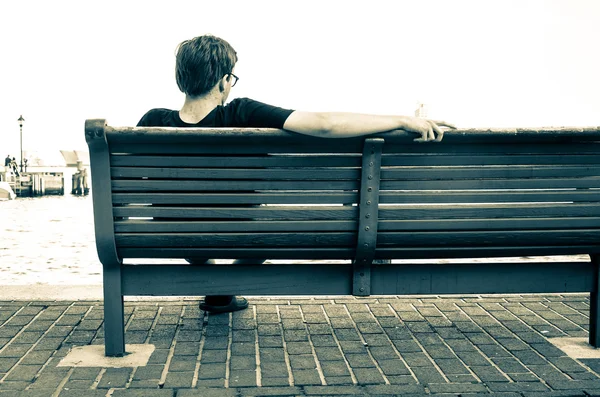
left=0, top=0, right=598, bottom=155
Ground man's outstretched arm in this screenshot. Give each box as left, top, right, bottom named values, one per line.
left=283, top=111, right=455, bottom=142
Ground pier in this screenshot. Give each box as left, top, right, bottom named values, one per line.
left=0, top=166, right=64, bottom=198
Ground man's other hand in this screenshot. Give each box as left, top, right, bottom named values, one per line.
left=408, top=118, right=456, bottom=143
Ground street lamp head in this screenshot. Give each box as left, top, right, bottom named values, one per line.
left=18, top=115, right=25, bottom=127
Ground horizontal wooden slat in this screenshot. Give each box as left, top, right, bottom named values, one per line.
left=113, top=217, right=600, bottom=233
left=120, top=261, right=593, bottom=296
left=379, top=190, right=600, bottom=204
left=373, top=246, right=600, bottom=259
left=113, top=203, right=600, bottom=220
left=115, top=230, right=600, bottom=249
left=114, top=220, right=357, bottom=233
left=117, top=245, right=599, bottom=260
left=380, top=178, right=600, bottom=190
left=111, top=166, right=600, bottom=181
left=111, top=167, right=360, bottom=180
left=383, top=142, right=600, bottom=155
left=118, top=247, right=356, bottom=259
left=112, top=178, right=600, bottom=192
left=111, top=190, right=600, bottom=206
left=378, top=217, right=600, bottom=231
left=113, top=206, right=357, bottom=219
left=381, top=154, right=600, bottom=167
left=376, top=230, right=600, bottom=247
left=116, top=232, right=356, bottom=247
left=111, top=155, right=362, bottom=168
left=381, top=166, right=600, bottom=180
left=110, top=153, right=600, bottom=168
left=112, top=192, right=358, bottom=205
left=112, top=180, right=359, bottom=191
left=378, top=203, right=600, bottom=219
left=110, top=142, right=364, bottom=154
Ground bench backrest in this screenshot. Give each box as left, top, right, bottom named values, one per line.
left=86, top=120, right=600, bottom=265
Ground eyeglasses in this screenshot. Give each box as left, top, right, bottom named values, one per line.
left=229, top=73, right=239, bottom=87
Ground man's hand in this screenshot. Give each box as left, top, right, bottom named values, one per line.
left=406, top=118, right=457, bottom=143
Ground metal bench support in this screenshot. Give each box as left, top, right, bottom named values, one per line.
left=353, top=138, right=384, bottom=296
left=590, top=255, right=600, bottom=347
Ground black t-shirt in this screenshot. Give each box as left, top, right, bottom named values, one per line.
left=137, top=97, right=294, bottom=128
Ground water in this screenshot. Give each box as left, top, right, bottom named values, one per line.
left=0, top=166, right=102, bottom=285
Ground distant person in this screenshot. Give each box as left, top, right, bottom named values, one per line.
left=4, top=155, right=10, bottom=167
left=9, top=157, right=19, bottom=176
left=137, top=34, right=455, bottom=313
left=23, top=158, right=28, bottom=172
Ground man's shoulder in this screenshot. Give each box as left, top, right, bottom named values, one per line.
left=137, top=108, right=176, bottom=126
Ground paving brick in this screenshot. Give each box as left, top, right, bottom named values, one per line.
left=470, top=365, right=511, bottom=382
left=61, top=379, right=96, bottom=389
left=164, top=371, right=194, bottom=388
left=198, top=363, right=227, bottom=379
left=320, top=361, right=351, bottom=377
left=0, top=381, right=30, bottom=391
left=29, top=369, right=70, bottom=389
left=168, top=356, right=197, bottom=372
left=132, top=364, right=164, bottom=380
left=549, top=356, right=590, bottom=372
left=21, top=350, right=54, bottom=365
left=353, top=367, right=385, bottom=384
left=111, top=390, right=175, bottom=397
left=548, top=380, right=600, bottom=390
left=4, top=364, right=43, bottom=382
left=258, top=336, right=283, bottom=348
left=338, top=341, right=368, bottom=353
left=229, top=369, right=257, bottom=387
left=0, top=357, right=19, bottom=372
left=231, top=342, right=255, bottom=356
left=237, top=386, right=301, bottom=396
left=97, top=367, right=132, bottom=389
left=288, top=354, right=316, bottom=370
left=291, top=368, right=322, bottom=385
left=487, top=381, right=550, bottom=392
left=148, top=349, right=170, bottom=364
left=200, top=349, right=227, bottom=363
left=427, top=382, right=488, bottom=393
left=304, top=385, right=365, bottom=395
left=233, top=330, right=255, bottom=343
left=310, top=334, right=337, bottom=347
left=324, top=375, right=354, bottom=385
left=411, top=366, right=446, bottom=383
left=376, top=358, right=410, bottom=376
left=174, top=341, right=200, bottom=356
left=260, top=377, right=291, bottom=386
left=286, top=341, right=312, bottom=355
left=314, top=347, right=344, bottom=361
left=70, top=367, right=102, bottom=380
left=58, top=390, right=109, bottom=397
left=261, top=362, right=290, bottom=378
left=203, top=336, right=229, bottom=350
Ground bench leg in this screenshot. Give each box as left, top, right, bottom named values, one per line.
left=103, top=265, right=125, bottom=357
left=590, top=255, right=600, bottom=348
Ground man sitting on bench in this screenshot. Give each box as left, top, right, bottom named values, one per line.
left=137, top=34, right=454, bottom=313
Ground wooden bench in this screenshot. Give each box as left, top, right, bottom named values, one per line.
left=85, top=119, right=600, bottom=356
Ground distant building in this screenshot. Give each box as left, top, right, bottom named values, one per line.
left=415, top=103, right=428, bottom=118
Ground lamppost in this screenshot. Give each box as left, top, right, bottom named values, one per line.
left=18, top=115, right=25, bottom=173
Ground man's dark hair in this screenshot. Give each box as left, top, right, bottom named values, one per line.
left=175, top=35, right=238, bottom=97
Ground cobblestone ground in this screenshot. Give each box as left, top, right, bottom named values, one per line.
left=1, top=294, right=600, bottom=396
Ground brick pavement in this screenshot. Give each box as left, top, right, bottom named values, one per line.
left=0, top=294, right=600, bottom=396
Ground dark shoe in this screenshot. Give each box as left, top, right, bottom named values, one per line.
left=200, top=296, right=248, bottom=313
